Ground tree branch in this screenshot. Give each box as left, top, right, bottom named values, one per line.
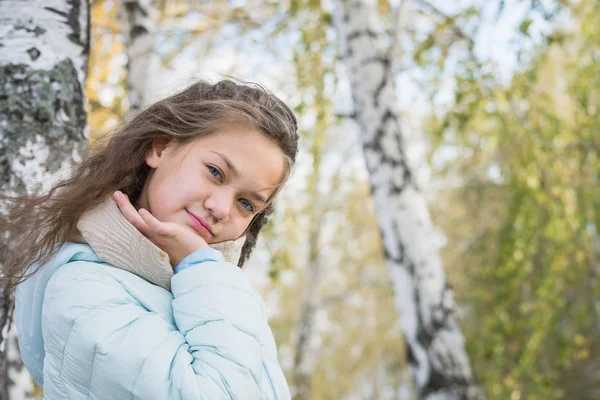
left=414, top=0, right=474, bottom=45
left=389, top=0, right=413, bottom=62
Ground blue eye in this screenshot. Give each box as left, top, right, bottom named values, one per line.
left=238, top=198, right=255, bottom=212
left=208, top=165, right=223, bottom=181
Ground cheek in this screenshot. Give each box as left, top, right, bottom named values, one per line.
left=238, top=215, right=255, bottom=234
left=155, top=166, right=201, bottom=200
left=146, top=178, right=172, bottom=219
left=223, top=217, right=253, bottom=240
left=147, top=171, right=188, bottom=216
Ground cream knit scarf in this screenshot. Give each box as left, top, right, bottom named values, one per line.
left=76, top=198, right=245, bottom=291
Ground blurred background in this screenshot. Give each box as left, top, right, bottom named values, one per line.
left=2, top=0, right=600, bottom=399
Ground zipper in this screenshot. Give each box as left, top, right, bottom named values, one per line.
left=262, top=361, right=279, bottom=400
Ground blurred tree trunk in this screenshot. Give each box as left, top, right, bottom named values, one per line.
left=0, top=1, right=90, bottom=399
left=292, top=168, right=323, bottom=400
left=292, top=119, right=326, bottom=400
left=289, top=13, right=333, bottom=398
left=333, top=0, right=483, bottom=399
left=119, top=0, right=160, bottom=110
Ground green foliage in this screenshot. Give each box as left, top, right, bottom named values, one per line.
left=428, top=1, right=600, bottom=398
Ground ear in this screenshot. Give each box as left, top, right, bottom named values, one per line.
left=145, top=137, right=173, bottom=168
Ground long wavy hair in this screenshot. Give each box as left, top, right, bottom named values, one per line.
left=1, top=79, right=299, bottom=290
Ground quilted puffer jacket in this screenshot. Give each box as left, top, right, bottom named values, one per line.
left=14, top=199, right=290, bottom=400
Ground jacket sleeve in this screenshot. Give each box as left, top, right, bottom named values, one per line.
left=41, top=248, right=289, bottom=400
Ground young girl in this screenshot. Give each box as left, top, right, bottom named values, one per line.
left=2, top=79, right=298, bottom=399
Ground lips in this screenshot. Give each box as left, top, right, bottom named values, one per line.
left=186, top=210, right=213, bottom=236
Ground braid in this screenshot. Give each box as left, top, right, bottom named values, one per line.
left=237, top=202, right=275, bottom=267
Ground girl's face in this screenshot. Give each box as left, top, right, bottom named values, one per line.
left=138, top=127, right=285, bottom=244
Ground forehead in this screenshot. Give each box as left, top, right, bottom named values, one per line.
left=186, top=128, right=286, bottom=190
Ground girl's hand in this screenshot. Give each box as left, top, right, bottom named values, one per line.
left=113, top=191, right=209, bottom=268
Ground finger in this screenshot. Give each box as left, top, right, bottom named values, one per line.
left=113, top=191, right=140, bottom=222
left=138, top=208, right=173, bottom=237
left=113, top=191, right=151, bottom=235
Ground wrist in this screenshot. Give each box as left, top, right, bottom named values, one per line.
left=170, top=245, right=209, bottom=268
left=173, top=247, right=225, bottom=274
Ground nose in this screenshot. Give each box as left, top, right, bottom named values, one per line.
left=204, top=189, right=235, bottom=222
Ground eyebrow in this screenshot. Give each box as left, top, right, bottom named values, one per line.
left=211, top=151, right=239, bottom=177
left=210, top=151, right=268, bottom=206
left=249, top=192, right=268, bottom=207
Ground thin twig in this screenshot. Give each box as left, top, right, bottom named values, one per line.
left=414, top=0, right=474, bottom=45
left=389, top=0, right=414, bottom=62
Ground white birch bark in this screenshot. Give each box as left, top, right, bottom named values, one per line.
left=0, top=1, right=90, bottom=398
left=118, top=0, right=160, bottom=110
left=333, top=1, right=484, bottom=398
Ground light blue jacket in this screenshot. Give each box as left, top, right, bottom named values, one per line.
left=15, top=243, right=290, bottom=399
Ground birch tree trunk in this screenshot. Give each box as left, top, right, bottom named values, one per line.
left=118, top=0, right=160, bottom=110
left=333, top=1, right=484, bottom=398
left=0, top=1, right=90, bottom=398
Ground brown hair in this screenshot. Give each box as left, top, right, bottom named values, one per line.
left=1, top=79, right=299, bottom=290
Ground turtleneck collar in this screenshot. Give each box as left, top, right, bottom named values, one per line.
left=76, top=198, right=245, bottom=290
